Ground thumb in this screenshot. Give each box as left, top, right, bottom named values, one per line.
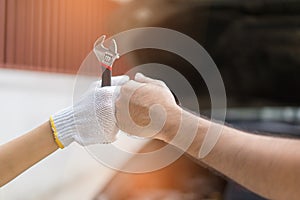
left=134, top=73, right=155, bottom=83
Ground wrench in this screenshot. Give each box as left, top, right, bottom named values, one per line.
left=93, top=35, right=120, bottom=87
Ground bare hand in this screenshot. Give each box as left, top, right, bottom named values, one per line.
left=116, top=73, right=181, bottom=140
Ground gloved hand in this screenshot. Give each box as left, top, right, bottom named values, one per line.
left=50, top=75, right=129, bottom=148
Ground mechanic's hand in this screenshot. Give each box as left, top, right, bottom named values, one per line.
left=116, top=73, right=180, bottom=140
left=50, top=75, right=129, bottom=148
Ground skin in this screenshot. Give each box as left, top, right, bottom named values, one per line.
left=0, top=76, right=129, bottom=187
left=2, top=74, right=299, bottom=199
left=0, top=122, right=58, bottom=187
left=116, top=73, right=300, bottom=200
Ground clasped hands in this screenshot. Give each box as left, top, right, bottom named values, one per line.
left=51, top=73, right=180, bottom=148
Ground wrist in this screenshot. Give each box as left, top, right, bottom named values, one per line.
left=49, top=117, right=65, bottom=149
left=51, top=107, right=77, bottom=148
left=157, top=105, right=182, bottom=142
left=158, top=107, right=210, bottom=142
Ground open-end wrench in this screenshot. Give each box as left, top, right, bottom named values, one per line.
left=93, top=35, right=120, bottom=87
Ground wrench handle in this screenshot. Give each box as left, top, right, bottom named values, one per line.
left=101, top=67, right=111, bottom=87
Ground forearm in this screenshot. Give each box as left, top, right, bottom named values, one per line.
left=161, top=108, right=300, bottom=199
left=0, top=122, right=58, bottom=187
left=204, top=126, right=300, bottom=199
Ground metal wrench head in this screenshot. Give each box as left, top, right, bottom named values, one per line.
left=93, top=35, right=120, bottom=69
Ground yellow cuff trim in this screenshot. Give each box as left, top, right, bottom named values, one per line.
left=50, top=116, right=65, bottom=149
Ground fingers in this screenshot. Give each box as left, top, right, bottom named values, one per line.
left=111, top=75, right=130, bottom=86
left=119, top=80, right=146, bottom=100
left=109, top=74, right=164, bottom=87
left=134, top=73, right=167, bottom=87
left=99, top=85, right=121, bottom=102
left=124, top=80, right=146, bottom=90
left=134, top=73, right=156, bottom=83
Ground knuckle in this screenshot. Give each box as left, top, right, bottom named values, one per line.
left=120, top=85, right=127, bottom=94
left=157, top=80, right=167, bottom=87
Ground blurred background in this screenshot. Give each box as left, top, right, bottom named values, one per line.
left=1, top=0, right=300, bottom=199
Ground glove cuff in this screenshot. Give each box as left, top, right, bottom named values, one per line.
left=50, top=107, right=76, bottom=148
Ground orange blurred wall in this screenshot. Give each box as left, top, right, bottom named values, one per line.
left=0, top=0, right=119, bottom=73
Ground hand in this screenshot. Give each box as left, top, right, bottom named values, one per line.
left=116, top=73, right=181, bottom=141
left=50, top=75, right=129, bottom=148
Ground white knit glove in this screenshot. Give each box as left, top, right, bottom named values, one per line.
left=50, top=75, right=129, bottom=148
